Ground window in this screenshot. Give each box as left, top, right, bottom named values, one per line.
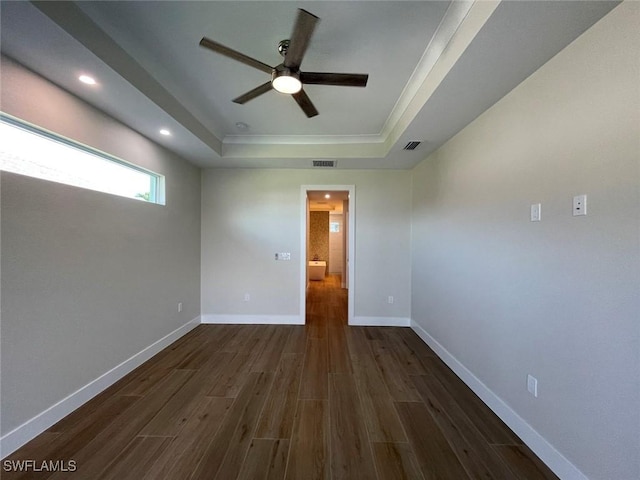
left=0, top=114, right=163, bottom=204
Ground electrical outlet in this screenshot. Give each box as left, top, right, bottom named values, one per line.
left=573, top=194, right=587, bottom=216
left=388, top=296, right=394, bottom=304
left=527, top=374, right=538, bottom=397
left=243, top=293, right=250, bottom=302
left=275, top=252, right=291, bottom=261
left=530, top=203, right=541, bottom=222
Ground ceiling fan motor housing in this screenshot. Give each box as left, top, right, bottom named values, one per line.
left=278, top=39, right=290, bottom=57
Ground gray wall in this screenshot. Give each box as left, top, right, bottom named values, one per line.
left=201, top=168, right=412, bottom=321
left=0, top=57, right=201, bottom=436
left=410, top=4, right=639, bottom=480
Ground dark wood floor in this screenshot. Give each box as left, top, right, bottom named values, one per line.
left=3, top=275, right=558, bottom=479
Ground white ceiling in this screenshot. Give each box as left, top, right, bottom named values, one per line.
left=308, top=190, right=349, bottom=212
left=0, top=1, right=618, bottom=169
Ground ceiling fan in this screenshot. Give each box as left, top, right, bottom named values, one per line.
left=199, top=9, right=369, bottom=118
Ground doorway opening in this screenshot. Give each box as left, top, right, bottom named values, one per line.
left=300, top=185, right=355, bottom=326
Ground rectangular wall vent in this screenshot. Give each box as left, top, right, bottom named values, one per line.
left=403, top=141, right=422, bottom=151
left=312, top=160, right=337, bottom=168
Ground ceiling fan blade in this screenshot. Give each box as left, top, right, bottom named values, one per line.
left=292, top=89, right=319, bottom=118
left=232, top=82, right=273, bottom=104
left=200, top=37, right=272, bottom=74
left=283, top=9, right=319, bottom=70
left=301, top=72, right=369, bottom=87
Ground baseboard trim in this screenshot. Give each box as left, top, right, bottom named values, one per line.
left=0, top=316, right=200, bottom=459
left=201, top=314, right=304, bottom=325
left=350, top=316, right=411, bottom=327
left=410, top=320, right=588, bottom=480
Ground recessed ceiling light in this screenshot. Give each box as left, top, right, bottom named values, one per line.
left=78, top=75, right=96, bottom=85
left=325, top=194, right=331, bottom=199
left=159, top=129, right=171, bottom=136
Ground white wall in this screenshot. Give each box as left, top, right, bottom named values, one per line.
left=201, top=168, right=411, bottom=324
left=0, top=57, right=201, bottom=450
left=410, top=4, right=639, bottom=480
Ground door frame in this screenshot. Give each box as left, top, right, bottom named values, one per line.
left=300, top=184, right=355, bottom=325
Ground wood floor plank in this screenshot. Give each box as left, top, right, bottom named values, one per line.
left=174, top=336, right=221, bottom=370
left=285, top=400, right=329, bottom=480
left=110, top=329, right=210, bottom=397
left=207, top=352, right=253, bottom=397
left=221, top=325, right=258, bottom=353
left=240, top=325, right=275, bottom=356
left=299, top=337, right=329, bottom=399
left=139, top=368, right=214, bottom=436
left=307, top=321, right=328, bottom=339
left=45, top=382, right=129, bottom=433
left=412, top=374, right=515, bottom=480
left=47, top=369, right=194, bottom=480
left=364, top=327, right=385, bottom=341
left=190, top=371, right=273, bottom=480
left=384, top=329, right=429, bottom=375
left=200, top=324, right=236, bottom=352
left=255, top=353, right=304, bottom=439
left=371, top=442, right=425, bottom=480
left=283, top=326, right=307, bottom=353
left=237, top=438, right=290, bottom=480
left=421, top=356, right=522, bottom=445
left=328, top=326, right=352, bottom=373
left=329, top=373, right=378, bottom=480
left=395, top=401, right=470, bottom=480
left=31, top=394, right=140, bottom=476
left=143, top=396, right=234, bottom=480
left=492, top=445, right=559, bottom=480
left=96, top=436, right=172, bottom=480
left=142, top=328, right=211, bottom=370
left=351, top=354, right=407, bottom=443
left=113, top=363, right=174, bottom=397
left=212, top=372, right=274, bottom=480
left=345, top=326, right=374, bottom=356
left=395, top=329, right=437, bottom=358
left=251, top=326, right=291, bottom=372
left=0, top=396, right=139, bottom=479
left=373, top=350, right=422, bottom=402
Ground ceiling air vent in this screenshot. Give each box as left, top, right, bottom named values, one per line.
left=403, top=141, right=422, bottom=151
left=312, top=160, right=337, bottom=168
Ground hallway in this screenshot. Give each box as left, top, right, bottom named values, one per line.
left=306, top=274, right=347, bottom=328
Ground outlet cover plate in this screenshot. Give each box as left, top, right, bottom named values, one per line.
left=573, top=194, right=587, bottom=216
left=527, top=374, right=538, bottom=397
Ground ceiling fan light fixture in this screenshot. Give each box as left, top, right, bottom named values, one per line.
left=272, top=68, right=302, bottom=94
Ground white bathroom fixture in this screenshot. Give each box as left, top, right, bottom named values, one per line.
left=308, top=261, right=326, bottom=281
